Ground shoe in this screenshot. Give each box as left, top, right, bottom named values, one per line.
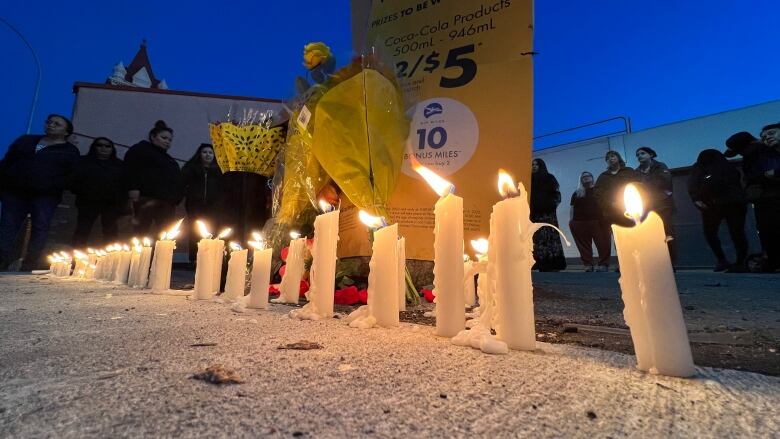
left=597, top=265, right=609, bottom=272
left=725, top=264, right=747, bottom=273
left=585, top=266, right=595, bottom=272
left=713, top=260, right=730, bottom=272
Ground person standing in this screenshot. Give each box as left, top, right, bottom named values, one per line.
left=635, top=146, right=677, bottom=265
left=123, top=120, right=183, bottom=235
left=181, top=143, right=223, bottom=263
left=70, top=138, right=125, bottom=246
left=687, top=149, right=748, bottom=272
left=751, top=123, right=780, bottom=271
left=0, top=114, right=80, bottom=270
left=530, top=158, right=566, bottom=271
left=594, top=150, right=641, bottom=227
left=569, top=171, right=611, bottom=271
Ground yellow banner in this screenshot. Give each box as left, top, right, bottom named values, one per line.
left=342, top=0, right=534, bottom=260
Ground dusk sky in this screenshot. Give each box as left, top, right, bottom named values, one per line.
left=1, top=1, right=778, bottom=154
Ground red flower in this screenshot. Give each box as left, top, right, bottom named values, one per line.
left=358, top=288, right=368, bottom=305
left=269, top=284, right=280, bottom=296
left=422, top=288, right=435, bottom=303
left=334, top=285, right=360, bottom=305
left=280, top=246, right=289, bottom=262
left=299, top=280, right=310, bottom=297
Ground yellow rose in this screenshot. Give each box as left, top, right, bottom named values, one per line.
left=303, top=42, right=332, bottom=70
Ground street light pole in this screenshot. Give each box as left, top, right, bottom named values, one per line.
left=0, top=17, right=42, bottom=134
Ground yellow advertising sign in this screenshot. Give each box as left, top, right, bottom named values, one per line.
left=342, top=0, right=534, bottom=260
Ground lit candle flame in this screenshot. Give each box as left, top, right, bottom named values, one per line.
left=248, top=240, right=263, bottom=250
left=73, top=250, right=86, bottom=260
left=463, top=253, right=470, bottom=262
left=142, top=237, right=151, bottom=247
left=497, top=169, right=518, bottom=198
left=229, top=242, right=242, bottom=251
left=471, top=238, right=489, bottom=255
left=159, top=231, right=167, bottom=240
left=131, top=237, right=139, bottom=246
left=289, top=231, right=301, bottom=239
left=252, top=231, right=262, bottom=242
left=87, top=248, right=95, bottom=254
left=122, top=244, right=130, bottom=251
left=359, top=210, right=384, bottom=228
left=623, top=184, right=644, bottom=224
left=412, top=161, right=455, bottom=197
left=318, top=199, right=334, bottom=213
left=196, top=220, right=212, bottom=239
left=163, top=219, right=184, bottom=240
left=217, top=228, right=232, bottom=239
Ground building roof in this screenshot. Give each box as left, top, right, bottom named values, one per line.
left=73, top=81, right=283, bottom=103
left=124, top=40, right=161, bottom=88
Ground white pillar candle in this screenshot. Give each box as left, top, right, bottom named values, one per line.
left=463, top=257, right=476, bottom=307
left=210, top=228, right=231, bottom=294
left=247, top=242, right=272, bottom=309
left=127, top=245, right=142, bottom=286
left=114, top=246, right=132, bottom=284
left=612, top=184, right=695, bottom=377
left=274, top=234, right=306, bottom=304
left=368, top=222, right=400, bottom=327
left=193, top=240, right=214, bottom=300
left=490, top=174, right=536, bottom=351
left=148, top=239, right=175, bottom=291
left=307, top=203, right=340, bottom=318
left=222, top=243, right=248, bottom=301
left=135, top=239, right=153, bottom=288
left=413, top=162, right=465, bottom=338
left=397, top=237, right=406, bottom=312
left=148, top=220, right=182, bottom=292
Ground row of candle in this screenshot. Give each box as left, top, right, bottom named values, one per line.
left=45, top=163, right=695, bottom=378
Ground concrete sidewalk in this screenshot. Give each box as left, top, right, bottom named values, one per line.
left=0, top=274, right=778, bottom=438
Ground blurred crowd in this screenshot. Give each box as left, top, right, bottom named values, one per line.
left=0, top=116, right=271, bottom=271
left=530, top=122, right=780, bottom=273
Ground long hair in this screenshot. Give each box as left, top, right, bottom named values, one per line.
left=574, top=171, right=594, bottom=198
left=186, top=143, right=218, bottom=168
left=605, top=150, right=626, bottom=168
left=85, top=137, right=117, bottom=160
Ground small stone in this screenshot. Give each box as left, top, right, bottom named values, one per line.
left=439, top=393, right=447, bottom=399
left=292, top=432, right=304, bottom=437
left=587, top=411, right=597, bottom=420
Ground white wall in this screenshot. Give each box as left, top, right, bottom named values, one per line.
left=535, top=98, right=780, bottom=259
left=71, top=85, right=285, bottom=162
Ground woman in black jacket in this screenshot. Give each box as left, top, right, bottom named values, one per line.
left=687, top=149, right=748, bottom=272
left=530, top=158, right=567, bottom=271
left=70, top=137, right=124, bottom=247
left=123, top=120, right=183, bottom=235
left=181, top=143, right=223, bottom=263
left=0, top=114, right=80, bottom=271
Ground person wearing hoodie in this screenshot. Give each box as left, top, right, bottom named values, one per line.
left=751, top=123, right=780, bottom=271
left=635, top=146, right=677, bottom=265
left=593, top=150, right=641, bottom=227
left=0, top=114, right=80, bottom=271
left=181, top=143, right=223, bottom=263
left=123, top=120, right=183, bottom=235
left=70, top=137, right=125, bottom=246
left=530, top=158, right=566, bottom=271
left=687, top=149, right=748, bottom=272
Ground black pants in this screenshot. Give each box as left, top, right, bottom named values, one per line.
left=72, top=203, right=120, bottom=247
left=700, top=203, right=748, bottom=265
left=569, top=219, right=611, bottom=267
left=0, top=191, right=59, bottom=270
left=133, top=198, right=177, bottom=237
left=754, top=198, right=780, bottom=270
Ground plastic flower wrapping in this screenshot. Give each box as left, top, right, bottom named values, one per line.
left=208, top=108, right=285, bottom=177
left=269, top=42, right=418, bottom=304
left=273, top=44, right=408, bottom=228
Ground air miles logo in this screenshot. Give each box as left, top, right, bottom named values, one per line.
left=402, top=97, right=479, bottom=178
left=423, top=102, right=443, bottom=118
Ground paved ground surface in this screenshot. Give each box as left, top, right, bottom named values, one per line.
left=1, top=273, right=779, bottom=437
